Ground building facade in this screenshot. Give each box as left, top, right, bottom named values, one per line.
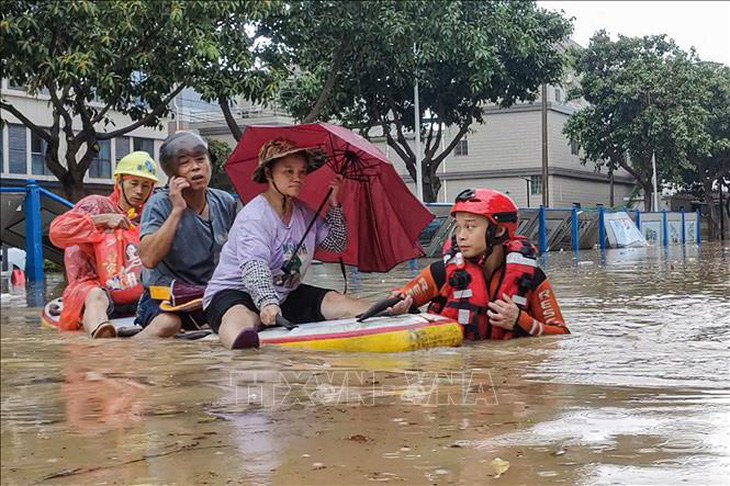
left=195, top=88, right=637, bottom=210
left=379, top=84, right=636, bottom=208
left=1, top=79, right=171, bottom=194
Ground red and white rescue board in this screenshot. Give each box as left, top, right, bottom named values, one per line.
left=41, top=298, right=463, bottom=352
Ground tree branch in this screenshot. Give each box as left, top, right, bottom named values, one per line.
left=386, top=95, right=416, bottom=161
left=219, top=96, right=242, bottom=141
left=0, top=101, right=52, bottom=142
left=45, top=108, right=69, bottom=179
left=46, top=81, right=75, bottom=141
left=424, top=119, right=435, bottom=159
left=426, top=120, right=443, bottom=160
left=384, top=127, right=416, bottom=182
left=433, top=117, right=473, bottom=167
left=430, top=122, right=443, bottom=160
left=302, top=35, right=350, bottom=124
left=96, top=84, right=185, bottom=140
left=91, top=102, right=114, bottom=125
left=73, top=83, right=95, bottom=129
left=616, top=155, right=645, bottom=183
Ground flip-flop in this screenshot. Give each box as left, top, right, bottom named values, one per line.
left=174, top=330, right=212, bottom=340
left=116, top=327, right=142, bottom=338
left=91, top=321, right=117, bottom=339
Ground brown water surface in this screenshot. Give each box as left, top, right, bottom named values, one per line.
left=1, top=244, right=729, bottom=485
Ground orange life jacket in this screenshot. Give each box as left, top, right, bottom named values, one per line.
left=430, top=236, right=538, bottom=340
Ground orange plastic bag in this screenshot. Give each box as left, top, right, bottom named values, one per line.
left=93, top=227, right=143, bottom=305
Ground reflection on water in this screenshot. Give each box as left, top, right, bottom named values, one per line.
left=1, top=244, right=729, bottom=484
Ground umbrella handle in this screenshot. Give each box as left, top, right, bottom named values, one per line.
left=282, top=187, right=333, bottom=275
left=275, top=313, right=299, bottom=330
left=356, top=296, right=404, bottom=322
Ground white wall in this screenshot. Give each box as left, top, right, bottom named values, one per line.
left=1, top=80, right=169, bottom=186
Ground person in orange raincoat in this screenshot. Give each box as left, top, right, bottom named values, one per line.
left=49, top=151, right=159, bottom=338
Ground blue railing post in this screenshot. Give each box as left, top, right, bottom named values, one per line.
left=571, top=205, right=579, bottom=254
left=696, top=209, right=701, bottom=245
left=598, top=206, right=606, bottom=250
left=538, top=205, right=546, bottom=254
left=24, top=179, right=44, bottom=282
left=635, top=209, right=641, bottom=230
left=662, top=210, right=669, bottom=247
left=681, top=209, right=686, bottom=245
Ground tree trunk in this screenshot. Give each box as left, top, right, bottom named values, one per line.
left=67, top=170, right=87, bottom=202
left=61, top=141, right=97, bottom=202
left=641, top=180, right=653, bottom=211
left=703, top=181, right=718, bottom=241
left=422, top=160, right=441, bottom=203
left=219, top=97, right=242, bottom=141
left=303, top=36, right=349, bottom=124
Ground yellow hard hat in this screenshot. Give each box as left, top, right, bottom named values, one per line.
left=114, top=151, right=159, bottom=183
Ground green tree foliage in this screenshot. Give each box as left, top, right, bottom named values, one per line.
left=206, top=138, right=235, bottom=193
left=189, top=1, right=286, bottom=141
left=682, top=63, right=730, bottom=239
left=265, top=1, right=572, bottom=201
left=563, top=32, right=707, bottom=210
left=0, top=0, right=273, bottom=201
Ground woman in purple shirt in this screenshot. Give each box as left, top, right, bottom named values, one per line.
left=204, top=139, right=412, bottom=349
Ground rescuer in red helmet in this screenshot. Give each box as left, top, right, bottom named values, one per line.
left=393, top=188, right=569, bottom=340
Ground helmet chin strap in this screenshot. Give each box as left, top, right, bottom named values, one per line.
left=267, top=169, right=289, bottom=211
left=481, top=224, right=508, bottom=263
left=119, top=177, right=134, bottom=210
left=451, top=224, right=508, bottom=263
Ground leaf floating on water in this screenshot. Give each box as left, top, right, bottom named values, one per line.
left=197, top=416, right=218, bottom=423
left=346, top=434, right=373, bottom=443
left=489, top=458, right=510, bottom=478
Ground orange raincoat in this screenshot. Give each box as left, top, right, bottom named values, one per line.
left=49, top=186, right=143, bottom=330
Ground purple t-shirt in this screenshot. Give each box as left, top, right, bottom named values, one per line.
left=203, top=195, right=329, bottom=307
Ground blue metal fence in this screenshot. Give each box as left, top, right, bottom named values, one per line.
left=1, top=179, right=73, bottom=282
left=529, top=205, right=702, bottom=254
left=2, top=180, right=709, bottom=282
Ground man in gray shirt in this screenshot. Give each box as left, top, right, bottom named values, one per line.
left=134, top=132, right=237, bottom=338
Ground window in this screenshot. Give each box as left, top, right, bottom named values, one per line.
left=8, top=124, right=26, bottom=174
left=133, top=137, right=155, bottom=156
left=570, top=140, right=579, bottom=156
left=7, top=79, right=24, bottom=91
left=554, top=88, right=562, bottom=103
left=31, top=131, right=51, bottom=175
left=454, top=138, right=468, bottom=157
left=89, top=140, right=111, bottom=179
left=115, top=137, right=131, bottom=161
left=530, top=175, right=542, bottom=195
left=6, top=79, right=49, bottom=95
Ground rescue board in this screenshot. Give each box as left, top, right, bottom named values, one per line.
left=41, top=298, right=463, bottom=352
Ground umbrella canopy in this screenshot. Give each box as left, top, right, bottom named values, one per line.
left=225, top=122, right=434, bottom=272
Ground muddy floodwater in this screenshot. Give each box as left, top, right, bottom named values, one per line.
left=1, top=244, right=729, bottom=485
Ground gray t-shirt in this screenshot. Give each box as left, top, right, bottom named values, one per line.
left=140, top=187, right=237, bottom=287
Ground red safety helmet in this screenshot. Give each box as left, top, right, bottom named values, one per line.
left=450, top=188, right=519, bottom=239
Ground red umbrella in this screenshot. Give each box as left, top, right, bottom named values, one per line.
left=225, top=122, right=434, bottom=272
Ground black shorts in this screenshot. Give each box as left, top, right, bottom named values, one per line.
left=205, top=284, right=335, bottom=333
